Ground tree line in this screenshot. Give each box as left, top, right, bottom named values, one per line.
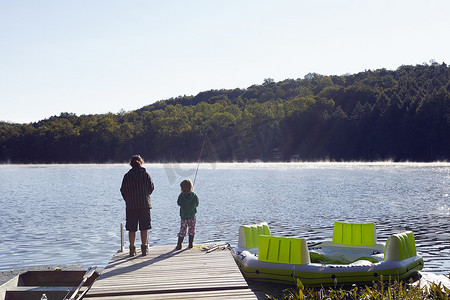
left=1, top=62, right=449, bottom=163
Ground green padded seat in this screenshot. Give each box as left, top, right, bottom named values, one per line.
left=384, top=231, right=417, bottom=261
left=332, top=221, right=376, bottom=247
left=238, top=222, right=271, bottom=249
left=258, top=235, right=310, bottom=265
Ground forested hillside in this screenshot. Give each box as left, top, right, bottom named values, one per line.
left=1, top=63, right=449, bottom=163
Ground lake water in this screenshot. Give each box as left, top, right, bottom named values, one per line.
left=0, top=162, right=449, bottom=274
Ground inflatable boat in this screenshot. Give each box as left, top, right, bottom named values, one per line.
left=232, top=221, right=423, bottom=286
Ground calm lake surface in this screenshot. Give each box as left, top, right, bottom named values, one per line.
left=0, top=162, right=449, bottom=274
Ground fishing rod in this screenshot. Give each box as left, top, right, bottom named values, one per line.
left=193, top=133, right=207, bottom=187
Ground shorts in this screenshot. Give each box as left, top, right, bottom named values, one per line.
left=126, top=208, right=151, bottom=231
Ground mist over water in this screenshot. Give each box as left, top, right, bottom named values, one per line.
left=0, top=162, right=449, bottom=274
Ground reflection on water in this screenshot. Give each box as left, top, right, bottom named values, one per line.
left=0, top=163, right=449, bottom=274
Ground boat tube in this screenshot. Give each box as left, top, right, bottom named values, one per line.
left=231, top=221, right=424, bottom=286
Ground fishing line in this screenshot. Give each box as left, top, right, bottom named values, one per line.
left=193, top=134, right=207, bottom=187
left=206, top=133, right=220, bottom=161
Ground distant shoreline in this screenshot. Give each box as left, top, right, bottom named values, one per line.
left=1, top=161, right=449, bottom=166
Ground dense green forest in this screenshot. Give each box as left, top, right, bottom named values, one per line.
left=1, top=63, right=449, bottom=163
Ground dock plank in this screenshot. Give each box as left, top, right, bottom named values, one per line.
left=85, top=244, right=257, bottom=299
left=85, top=289, right=258, bottom=299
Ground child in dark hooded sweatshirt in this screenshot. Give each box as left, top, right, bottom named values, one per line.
left=175, top=179, right=199, bottom=250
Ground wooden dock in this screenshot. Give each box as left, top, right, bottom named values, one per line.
left=84, top=244, right=258, bottom=299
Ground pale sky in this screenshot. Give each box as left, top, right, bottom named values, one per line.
left=1, top=0, right=449, bottom=124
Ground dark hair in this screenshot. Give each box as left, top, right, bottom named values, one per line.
left=130, top=155, right=144, bottom=168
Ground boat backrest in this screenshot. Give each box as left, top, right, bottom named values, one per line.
left=332, top=221, right=377, bottom=247
left=384, top=231, right=417, bottom=261
left=238, top=222, right=271, bottom=249
left=258, top=235, right=311, bottom=265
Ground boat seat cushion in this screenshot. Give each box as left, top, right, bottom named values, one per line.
left=332, top=221, right=376, bottom=247
left=384, top=231, right=417, bottom=260
left=258, top=235, right=311, bottom=265
left=238, top=222, right=271, bottom=249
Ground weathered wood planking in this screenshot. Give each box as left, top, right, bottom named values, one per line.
left=84, top=244, right=257, bottom=299
left=84, top=289, right=257, bottom=299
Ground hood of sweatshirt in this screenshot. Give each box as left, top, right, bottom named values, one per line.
left=128, top=167, right=148, bottom=179
left=179, top=192, right=197, bottom=203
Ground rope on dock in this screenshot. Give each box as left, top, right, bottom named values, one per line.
left=199, top=243, right=231, bottom=253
